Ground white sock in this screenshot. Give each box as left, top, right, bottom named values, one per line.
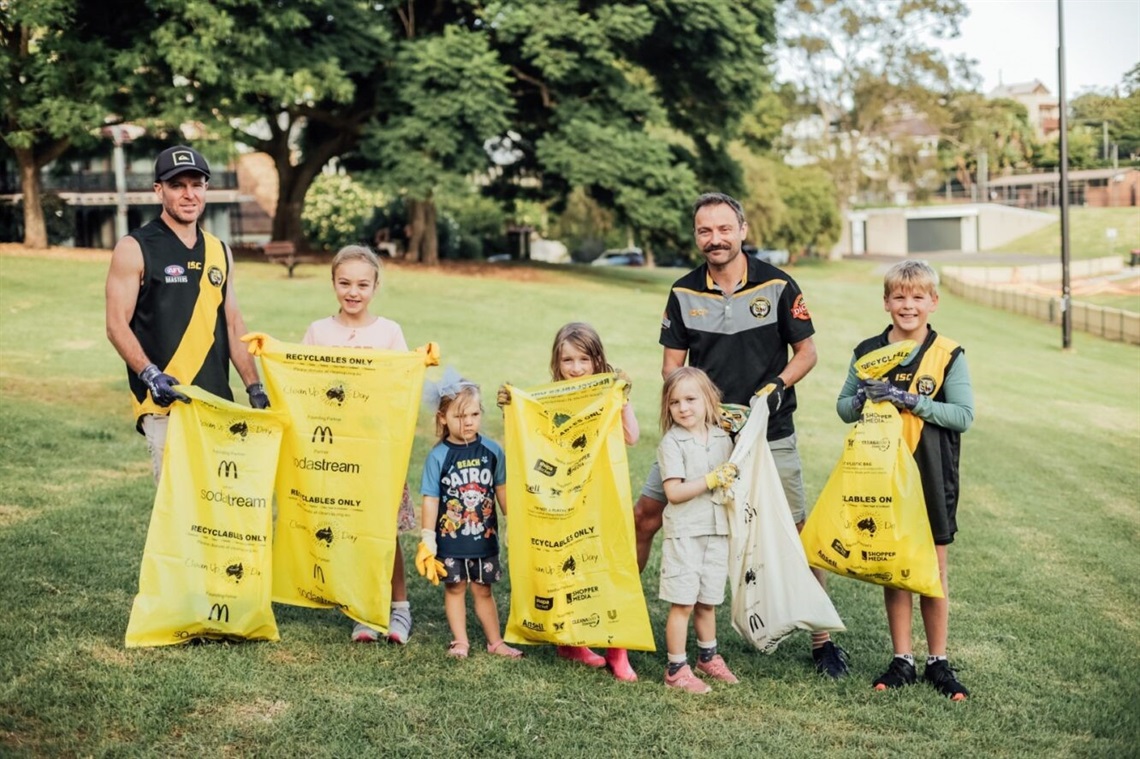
left=896, top=653, right=915, bottom=665
left=392, top=600, right=410, bottom=610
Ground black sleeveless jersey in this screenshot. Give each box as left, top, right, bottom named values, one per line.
left=126, top=218, right=233, bottom=427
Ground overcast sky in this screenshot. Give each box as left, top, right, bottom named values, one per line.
left=946, top=0, right=1140, bottom=94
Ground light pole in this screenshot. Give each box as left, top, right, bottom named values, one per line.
left=1057, top=0, right=1072, bottom=350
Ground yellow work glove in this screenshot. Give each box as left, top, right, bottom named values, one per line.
left=415, top=530, right=447, bottom=586
left=705, top=462, right=740, bottom=491
left=614, top=368, right=632, bottom=401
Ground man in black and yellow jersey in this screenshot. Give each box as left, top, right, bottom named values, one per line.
left=632, top=192, right=850, bottom=678
left=105, top=145, right=269, bottom=482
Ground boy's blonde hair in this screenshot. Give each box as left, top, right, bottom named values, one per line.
left=883, top=259, right=939, bottom=298
left=659, top=366, right=722, bottom=434
left=550, top=322, right=613, bottom=380
left=434, top=382, right=481, bottom=443
left=331, top=244, right=381, bottom=284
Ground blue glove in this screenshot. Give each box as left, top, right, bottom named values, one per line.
left=864, top=379, right=919, bottom=410
left=753, top=377, right=786, bottom=413
left=139, top=363, right=189, bottom=407
left=247, top=382, right=270, bottom=409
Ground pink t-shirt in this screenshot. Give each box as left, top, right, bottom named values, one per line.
left=301, top=316, right=408, bottom=351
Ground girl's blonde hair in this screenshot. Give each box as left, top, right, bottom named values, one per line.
left=331, top=244, right=381, bottom=284
left=434, top=382, right=482, bottom=443
left=550, top=322, right=613, bottom=380
left=883, top=259, right=938, bottom=298
left=659, top=366, right=721, bottom=434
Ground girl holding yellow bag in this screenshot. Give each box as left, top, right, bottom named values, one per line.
left=836, top=261, right=974, bottom=701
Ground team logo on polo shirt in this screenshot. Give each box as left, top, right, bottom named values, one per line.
left=791, top=294, right=811, bottom=320
left=916, top=375, right=936, bottom=395
left=207, top=266, right=224, bottom=287
left=749, top=296, right=771, bottom=318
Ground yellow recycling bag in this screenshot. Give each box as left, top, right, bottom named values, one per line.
left=801, top=341, right=944, bottom=598
left=126, top=386, right=286, bottom=647
left=503, top=375, right=655, bottom=651
left=247, top=334, right=438, bottom=631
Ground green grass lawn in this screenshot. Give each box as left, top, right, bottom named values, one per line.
left=992, top=206, right=1140, bottom=260
left=2, top=254, right=1138, bottom=757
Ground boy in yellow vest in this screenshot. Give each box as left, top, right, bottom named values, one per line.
left=836, top=260, right=974, bottom=700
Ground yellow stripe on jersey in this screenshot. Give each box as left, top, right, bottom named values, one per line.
left=133, top=231, right=227, bottom=419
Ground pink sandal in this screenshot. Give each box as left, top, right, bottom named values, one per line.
left=487, top=640, right=524, bottom=658
left=447, top=640, right=469, bottom=659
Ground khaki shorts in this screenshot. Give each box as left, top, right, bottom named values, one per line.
left=658, top=535, right=729, bottom=606
left=641, top=432, right=807, bottom=524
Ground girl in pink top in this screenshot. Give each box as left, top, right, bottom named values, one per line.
left=302, top=245, right=416, bottom=644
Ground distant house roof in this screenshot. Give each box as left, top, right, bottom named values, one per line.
left=989, top=80, right=1051, bottom=98
left=884, top=116, right=940, bottom=139
left=986, top=168, right=1138, bottom=187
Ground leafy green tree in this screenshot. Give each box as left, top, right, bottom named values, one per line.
left=142, top=0, right=396, bottom=245
left=0, top=0, right=140, bottom=248
left=1070, top=79, right=1140, bottom=163
left=357, top=25, right=512, bottom=262
left=937, top=93, right=1038, bottom=192
left=734, top=149, right=840, bottom=257
left=481, top=0, right=778, bottom=262
left=301, top=172, right=382, bottom=251
left=778, top=0, right=971, bottom=208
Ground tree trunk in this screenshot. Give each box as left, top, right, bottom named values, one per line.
left=404, top=196, right=439, bottom=263
left=405, top=199, right=425, bottom=262
left=15, top=148, right=47, bottom=249
left=422, top=200, right=438, bottom=264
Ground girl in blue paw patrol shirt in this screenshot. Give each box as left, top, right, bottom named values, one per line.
left=416, top=372, right=523, bottom=660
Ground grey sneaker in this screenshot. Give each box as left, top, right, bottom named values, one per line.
left=351, top=622, right=381, bottom=643
left=387, top=606, right=413, bottom=645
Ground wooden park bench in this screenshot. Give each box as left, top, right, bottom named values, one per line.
left=261, top=240, right=322, bottom=277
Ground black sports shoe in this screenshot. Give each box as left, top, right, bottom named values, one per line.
left=873, top=657, right=917, bottom=690
left=923, top=659, right=969, bottom=700
left=812, top=641, right=849, bottom=679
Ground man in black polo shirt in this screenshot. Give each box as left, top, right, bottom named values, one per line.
left=634, top=191, right=848, bottom=678
left=105, top=145, right=269, bottom=482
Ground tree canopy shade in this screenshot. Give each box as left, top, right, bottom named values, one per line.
left=4, top=0, right=778, bottom=258
left=0, top=0, right=141, bottom=247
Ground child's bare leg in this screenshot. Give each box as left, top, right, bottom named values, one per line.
left=884, top=586, right=914, bottom=655
left=920, top=545, right=950, bottom=655
left=693, top=602, right=717, bottom=645
left=665, top=603, right=693, bottom=658
left=470, top=581, right=503, bottom=645
left=391, top=542, right=408, bottom=602
left=472, top=582, right=522, bottom=656
left=444, top=581, right=468, bottom=644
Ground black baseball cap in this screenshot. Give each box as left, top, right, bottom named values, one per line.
left=154, top=145, right=211, bottom=183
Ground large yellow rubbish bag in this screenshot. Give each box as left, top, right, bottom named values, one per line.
left=246, top=334, right=439, bottom=631
left=800, top=341, right=944, bottom=598
left=503, top=375, right=654, bottom=651
left=125, top=386, right=287, bottom=647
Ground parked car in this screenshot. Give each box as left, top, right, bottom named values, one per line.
left=743, top=244, right=790, bottom=266
left=591, top=247, right=645, bottom=267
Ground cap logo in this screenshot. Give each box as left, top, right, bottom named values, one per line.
left=172, top=150, right=197, bottom=168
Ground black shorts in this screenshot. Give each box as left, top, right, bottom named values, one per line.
left=441, top=555, right=502, bottom=584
